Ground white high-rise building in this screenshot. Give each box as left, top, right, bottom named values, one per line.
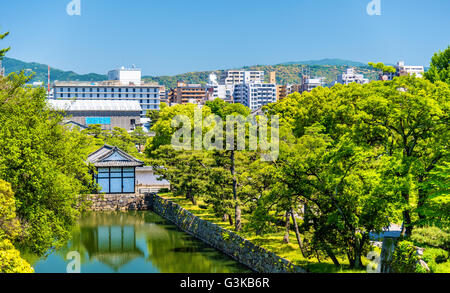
left=234, top=82, right=277, bottom=110
left=220, top=70, right=265, bottom=85
left=337, top=68, right=369, bottom=85
left=52, top=67, right=161, bottom=118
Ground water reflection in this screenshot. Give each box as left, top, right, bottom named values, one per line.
left=31, top=211, right=250, bottom=273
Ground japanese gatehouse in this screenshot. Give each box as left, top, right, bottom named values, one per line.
left=87, top=145, right=144, bottom=194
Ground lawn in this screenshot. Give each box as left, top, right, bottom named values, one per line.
left=158, top=193, right=369, bottom=273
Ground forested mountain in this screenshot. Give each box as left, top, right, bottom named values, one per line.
left=2, top=57, right=107, bottom=83
left=3, top=57, right=379, bottom=88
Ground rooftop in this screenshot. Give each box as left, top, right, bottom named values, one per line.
left=47, top=99, right=142, bottom=112
left=87, top=145, right=144, bottom=168
left=53, top=80, right=160, bottom=87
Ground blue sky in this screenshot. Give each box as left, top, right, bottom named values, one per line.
left=0, top=0, right=449, bottom=76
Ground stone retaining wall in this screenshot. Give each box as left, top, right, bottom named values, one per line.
left=87, top=194, right=149, bottom=211
left=147, top=194, right=307, bottom=273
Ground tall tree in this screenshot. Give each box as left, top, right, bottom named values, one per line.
left=0, top=31, right=10, bottom=60
left=425, top=45, right=450, bottom=85
left=0, top=73, right=95, bottom=254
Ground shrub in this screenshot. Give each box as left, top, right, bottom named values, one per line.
left=411, top=226, right=450, bottom=250
left=390, top=241, right=425, bottom=273
left=0, top=239, right=34, bottom=273
left=422, top=247, right=449, bottom=273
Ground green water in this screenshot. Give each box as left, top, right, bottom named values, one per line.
left=29, top=211, right=251, bottom=273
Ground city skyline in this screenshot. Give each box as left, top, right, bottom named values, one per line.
left=0, top=0, right=449, bottom=76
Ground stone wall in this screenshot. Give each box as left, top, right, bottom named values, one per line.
left=87, top=194, right=149, bottom=211
left=147, top=194, right=307, bottom=273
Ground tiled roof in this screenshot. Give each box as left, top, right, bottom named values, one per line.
left=87, top=145, right=144, bottom=168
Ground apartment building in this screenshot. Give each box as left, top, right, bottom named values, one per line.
left=234, top=82, right=277, bottom=111
left=168, top=81, right=206, bottom=105
left=206, top=73, right=234, bottom=102
left=52, top=67, right=161, bottom=118
left=220, top=70, right=265, bottom=85
left=301, top=76, right=326, bottom=92
left=396, top=61, right=424, bottom=78
left=378, top=61, right=425, bottom=81
left=337, top=68, right=369, bottom=85
left=277, top=85, right=290, bottom=100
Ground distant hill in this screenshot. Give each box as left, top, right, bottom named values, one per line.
left=278, top=58, right=367, bottom=67
left=142, top=64, right=379, bottom=88
left=2, top=57, right=379, bottom=88
left=2, top=57, right=107, bottom=83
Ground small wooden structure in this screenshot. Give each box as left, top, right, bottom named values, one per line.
left=88, top=145, right=144, bottom=194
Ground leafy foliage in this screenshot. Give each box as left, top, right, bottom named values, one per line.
left=424, top=45, right=450, bottom=85
left=0, top=73, right=95, bottom=254
left=411, top=226, right=450, bottom=250
left=389, top=241, right=424, bottom=273
left=0, top=239, right=34, bottom=273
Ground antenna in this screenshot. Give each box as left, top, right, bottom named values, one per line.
left=48, top=65, right=50, bottom=96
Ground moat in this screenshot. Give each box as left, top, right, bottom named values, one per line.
left=29, top=211, right=251, bottom=273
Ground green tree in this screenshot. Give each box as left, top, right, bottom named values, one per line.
left=0, top=180, right=34, bottom=273
left=425, top=45, right=450, bottom=85
left=131, top=126, right=148, bottom=152
left=263, top=76, right=449, bottom=267
left=368, top=62, right=396, bottom=74
left=0, top=31, right=10, bottom=60
left=0, top=73, right=95, bottom=254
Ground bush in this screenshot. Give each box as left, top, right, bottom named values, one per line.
left=422, top=247, right=450, bottom=273
left=390, top=241, right=425, bottom=273
left=0, top=239, right=34, bottom=273
left=411, top=226, right=450, bottom=250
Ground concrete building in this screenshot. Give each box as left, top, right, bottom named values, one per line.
left=52, top=67, right=161, bottom=118
left=48, top=99, right=142, bottom=131
left=378, top=61, right=425, bottom=81
left=395, top=61, right=424, bottom=78
left=277, top=85, right=289, bottom=101
left=205, top=73, right=234, bottom=102
left=220, top=70, right=265, bottom=85
left=337, top=68, right=369, bottom=85
left=234, top=82, right=277, bottom=111
left=159, top=86, right=168, bottom=104
left=269, top=71, right=277, bottom=84
left=301, top=76, right=326, bottom=92
left=168, top=81, right=206, bottom=105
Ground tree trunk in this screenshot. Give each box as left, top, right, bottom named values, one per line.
left=290, top=207, right=306, bottom=257
left=283, top=211, right=290, bottom=244
left=228, top=213, right=233, bottom=226
left=417, top=176, right=427, bottom=221
left=401, top=209, right=413, bottom=236
left=231, top=150, right=241, bottom=231
left=324, top=246, right=340, bottom=267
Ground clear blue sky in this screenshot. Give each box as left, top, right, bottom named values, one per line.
left=0, top=0, right=449, bottom=76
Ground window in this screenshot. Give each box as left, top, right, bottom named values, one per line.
left=86, top=117, right=111, bottom=125
left=95, top=167, right=136, bottom=194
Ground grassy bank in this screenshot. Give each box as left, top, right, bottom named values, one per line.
left=159, top=193, right=371, bottom=273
